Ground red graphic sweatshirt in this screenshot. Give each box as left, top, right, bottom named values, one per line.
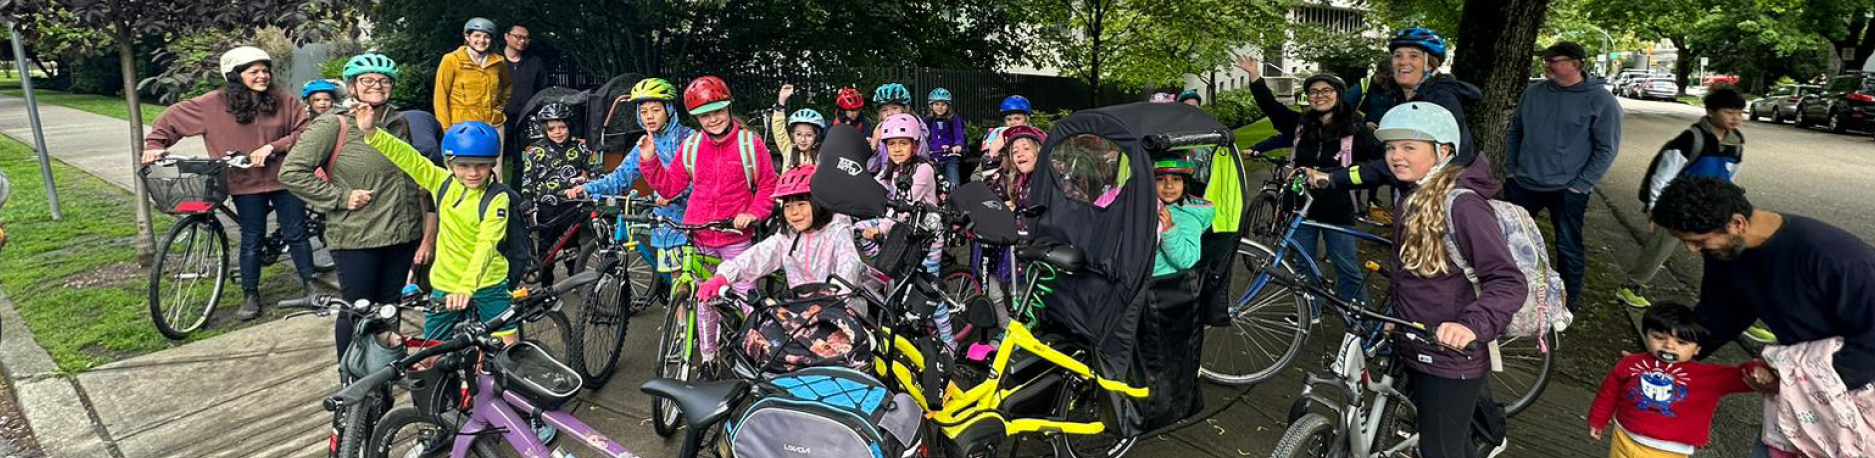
left=1587, top=352, right=1766, bottom=447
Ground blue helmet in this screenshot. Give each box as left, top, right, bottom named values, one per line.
left=787, top=108, right=827, bottom=130
left=999, top=95, right=1032, bottom=114
left=927, top=87, right=952, bottom=103
left=874, top=83, right=912, bottom=106
left=442, top=122, right=501, bottom=163
left=300, top=79, right=340, bottom=99
left=1388, top=27, right=1449, bottom=62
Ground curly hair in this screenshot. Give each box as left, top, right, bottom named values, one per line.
left=221, top=62, right=281, bottom=125
left=1398, top=157, right=1464, bottom=278
left=1651, top=176, right=1752, bottom=235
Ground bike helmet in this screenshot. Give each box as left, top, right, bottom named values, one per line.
left=873, top=83, right=912, bottom=106
left=787, top=108, right=827, bottom=130
left=684, top=76, right=733, bottom=115
left=341, top=53, right=398, bottom=81
left=927, top=88, right=953, bottom=103
left=463, top=17, right=497, bottom=36
left=1177, top=89, right=1202, bottom=104
left=218, top=46, right=271, bottom=75
left=1002, top=125, right=1046, bottom=146
left=1388, top=27, right=1449, bottom=62
left=1374, top=101, right=1461, bottom=156
left=300, top=79, right=340, bottom=99
left=878, top=113, right=924, bottom=141
left=628, top=78, right=678, bottom=102
left=999, top=95, right=1032, bottom=114
left=1154, top=159, right=1198, bottom=176
left=534, top=103, right=575, bottom=123
left=442, top=122, right=502, bottom=163
left=836, top=87, right=865, bottom=110
left=1149, top=92, right=1176, bottom=103
left=774, top=164, right=816, bottom=199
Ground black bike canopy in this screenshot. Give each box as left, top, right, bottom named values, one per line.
left=810, top=124, right=888, bottom=220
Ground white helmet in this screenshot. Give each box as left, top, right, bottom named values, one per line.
left=219, top=46, right=272, bottom=75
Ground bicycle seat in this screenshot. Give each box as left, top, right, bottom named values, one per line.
left=640, top=378, right=751, bottom=429
left=1017, top=243, right=1084, bottom=274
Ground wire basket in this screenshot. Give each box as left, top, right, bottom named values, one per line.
left=140, top=160, right=228, bottom=215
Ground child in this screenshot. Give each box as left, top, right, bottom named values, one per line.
left=868, top=82, right=917, bottom=170
left=979, top=95, right=1033, bottom=169
left=1617, top=88, right=1748, bottom=311
left=856, top=113, right=955, bottom=347
left=519, top=102, right=597, bottom=285
left=925, top=87, right=967, bottom=187
left=1303, top=102, right=1523, bottom=458
left=976, top=125, right=1046, bottom=299
left=355, top=109, right=518, bottom=344
left=1152, top=159, right=1212, bottom=276
left=639, top=75, right=779, bottom=361
left=1588, top=303, right=1775, bottom=458
left=565, top=77, right=697, bottom=296
left=770, top=84, right=825, bottom=170
left=301, top=79, right=340, bottom=117
left=696, top=165, right=867, bottom=309
left=832, top=87, right=872, bottom=138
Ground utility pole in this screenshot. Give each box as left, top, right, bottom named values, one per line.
left=7, top=19, right=60, bottom=220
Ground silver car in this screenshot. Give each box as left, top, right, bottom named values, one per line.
left=1749, top=84, right=1820, bottom=123
left=1634, top=78, right=1679, bottom=101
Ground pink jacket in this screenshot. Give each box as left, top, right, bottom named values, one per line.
left=642, top=122, right=778, bottom=248
left=1759, top=337, right=1875, bottom=458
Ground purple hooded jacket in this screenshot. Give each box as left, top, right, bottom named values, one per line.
left=1387, top=155, right=1527, bottom=379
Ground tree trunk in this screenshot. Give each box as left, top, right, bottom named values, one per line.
left=117, top=29, right=154, bottom=264
left=1452, top=0, right=1551, bottom=177
left=1668, top=36, right=1694, bottom=96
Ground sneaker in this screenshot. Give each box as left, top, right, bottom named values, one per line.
left=238, top=290, right=264, bottom=320
left=1615, top=287, right=1652, bottom=309
left=1484, top=437, right=1509, bottom=458
left=1743, top=323, right=1777, bottom=344
left=532, top=417, right=557, bottom=445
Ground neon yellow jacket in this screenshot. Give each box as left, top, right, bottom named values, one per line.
left=366, top=130, right=510, bottom=294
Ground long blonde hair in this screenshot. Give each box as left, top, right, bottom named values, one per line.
left=1398, top=149, right=1465, bottom=278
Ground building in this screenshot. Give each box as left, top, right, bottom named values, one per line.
left=1181, top=0, right=1383, bottom=104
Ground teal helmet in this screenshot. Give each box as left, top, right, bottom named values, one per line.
left=342, top=53, right=398, bottom=82
left=787, top=108, right=827, bottom=130
left=873, top=83, right=912, bottom=106
left=927, top=88, right=952, bottom=103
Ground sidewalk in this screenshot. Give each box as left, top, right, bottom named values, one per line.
left=0, top=94, right=339, bottom=457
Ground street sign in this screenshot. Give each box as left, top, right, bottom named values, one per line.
left=1700, top=57, right=1709, bottom=67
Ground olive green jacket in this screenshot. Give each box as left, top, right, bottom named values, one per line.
left=280, top=105, right=425, bottom=250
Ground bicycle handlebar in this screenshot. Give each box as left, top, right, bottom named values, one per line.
left=1262, top=264, right=1476, bottom=352
left=276, top=295, right=434, bottom=317
left=1142, top=130, right=1231, bottom=152
left=620, top=214, right=743, bottom=235
left=150, top=152, right=255, bottom=169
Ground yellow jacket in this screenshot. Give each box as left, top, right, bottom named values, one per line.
left=433, top=46, right=512, bottom=128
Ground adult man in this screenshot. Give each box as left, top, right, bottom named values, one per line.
left=1502, top=41, right=1622, bottom=311
left=1617, top=88, right=1748, bottom=312
left=501, top=24, right=549, bottom=183
left=1650, top=177, right=1875, bottom=455
left=434, top=17, right=511, bottom=130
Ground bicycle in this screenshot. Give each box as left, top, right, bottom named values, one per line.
left=1263, top=265, right=1500, bottom=458
left=1203, top=176, right=1555, bottom=417
left=620, top=213, right=750, bottom=438
left=325, top=272, right=626, bottom=458
left=276, top=290, right=438, bottom=458
left=534, top=192, right=658, bottom=387
left=141, top=152, right=329, bottom=340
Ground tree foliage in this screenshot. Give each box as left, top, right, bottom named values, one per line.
left=1098, top=0, right=1291, bottom=90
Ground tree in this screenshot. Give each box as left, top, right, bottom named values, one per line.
left=2, top=0, right=362, bottom=261
left=1101, top=0, right=1290, bottom=93
left=1451, top=0, right=1552, bottom=171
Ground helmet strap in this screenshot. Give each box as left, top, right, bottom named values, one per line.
left=1415, top=143, right=1456, bottom=185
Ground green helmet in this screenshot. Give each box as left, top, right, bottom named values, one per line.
left=342, top=53, right=398, bottom=82
left=628, top=78, right=678, bottom=102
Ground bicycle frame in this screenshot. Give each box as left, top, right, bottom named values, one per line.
left=452, top=370, right=645, bottom=458
left=1233, top=179, right=1391, bottom=317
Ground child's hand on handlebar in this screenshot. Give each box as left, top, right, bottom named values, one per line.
left=563, top=187, right=585, bottom=200
left=445, top=292, right=471, bottom=311
left=1298, top=167, right=1331, bottom=189
left=732, top=213, right=757, bottom=229
left=696, top=275, right=729, bottom=303
left=1435, top=322, right=1477, bottom=350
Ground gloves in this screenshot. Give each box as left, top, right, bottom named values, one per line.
left=696, top=275, right=730, bottom=303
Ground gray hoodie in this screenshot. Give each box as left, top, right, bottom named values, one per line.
left=1504, top=74, right=1623, bottom=192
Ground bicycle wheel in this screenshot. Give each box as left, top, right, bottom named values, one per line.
left=335, top=387, right=383, bottom=458
left=520, top=307, right=576, bottom=364
left=1270, top=413, right=1339, bottom=458
left=1052, top=375, right=1138, bottom=458
left=1199, top=240, right=1313, bottom=385
left=148, top=216, right=228, bottom=340
left=368, top=407, right=499, bottom=458
left=568, top=251, right=631, bottom=388
left=651, top=296, right=696, bottom=437
left=1243, top=191, right=1283, bottom=246
left=1491, top=330, right=1555, bottom=417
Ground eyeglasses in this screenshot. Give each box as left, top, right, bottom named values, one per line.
left=1307, top=88, right=1337, bottom=96
left=355, top=77, right=393, bottom=88
left=507, top=33, right=530, bottom=41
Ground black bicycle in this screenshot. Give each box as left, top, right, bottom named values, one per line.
left=277, top=291, right=435, bottom=458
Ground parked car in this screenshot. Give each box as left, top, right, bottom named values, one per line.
left=1628, top=78, right=1679, bottom=101
left=1794, top=73, right=1875, bottom=134
left=1611, top=70, right=1653, bottom=95
left=1702, top=75, right=1739, bottom=86
left=1748, top=84, right=1821, bottom=123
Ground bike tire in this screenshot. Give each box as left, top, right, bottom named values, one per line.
left=651, top=297, right=695, bottom=437
left=1491, top=330, right=1555, bottom=418
left=368, top=407, right=499, bottom=458
left=1199, top=239, right=1313, bottom=386
left=1269, top=413, right=1339, bottom=458
left=519, top=307, right=576, bottom=365
left=568, top=252, right=631, bottom=388
left=335, top=388, right=382, bottom=458
left=1052, top=374, right=1138, bottom=458
left=1244, top=191, right=1283, bottom=246
left=149, top=216, right=228, bottom=340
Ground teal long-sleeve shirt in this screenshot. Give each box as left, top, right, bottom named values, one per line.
left=1153, top=199, right=1213, bottom=276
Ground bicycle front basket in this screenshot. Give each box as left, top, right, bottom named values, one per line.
left=493, top=341, right=583, bottom=410
left=140, top=161, right=228, bottom=215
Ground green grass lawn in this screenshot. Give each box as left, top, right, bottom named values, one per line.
left=1234, top=118, right=1278, bottom=151
left=0, top=137, right=297, bottom=373
left=0, top=77, right=169, bottom=123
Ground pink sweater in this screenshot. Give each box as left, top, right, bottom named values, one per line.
left=642, top=123, right=778, bottom=248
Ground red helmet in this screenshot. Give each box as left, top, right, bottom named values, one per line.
left=684, top=76, right=733, bottom=115
left=836, top=87, right=865, bottom=110
left=774, top=164, right=816, bottom=199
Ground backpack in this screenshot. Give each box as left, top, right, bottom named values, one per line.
left=1440, top=189, right=1573, bottom=344
left=726, top=367, right=922, bottom=458
left=436, top=177, right=535, bottom=286
left=738, top=285, right=875, bottom=373
left=1636, top=127, right=1705, bottom=207
left=681, top=129, right=760, bottom=192
left=314, top=115, right=350, bottom=183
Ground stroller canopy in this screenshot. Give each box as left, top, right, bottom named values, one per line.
left=517, top=86, right=589, bottom=142
left=588, top=73, right=649, bottom=152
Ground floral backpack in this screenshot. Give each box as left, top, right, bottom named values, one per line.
left=739, top=284, right=874, bottom=373
left=1440, top=189, right=1573, bottom=346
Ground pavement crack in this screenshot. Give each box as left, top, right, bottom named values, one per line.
left=67, top=378, right=127, bottom=458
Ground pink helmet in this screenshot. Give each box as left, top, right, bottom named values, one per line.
left=877, top=113, right=923, bottom=142
left=774, top=164, right=816, bottom=199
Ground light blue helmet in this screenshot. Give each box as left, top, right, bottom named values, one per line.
left=1375, top=101, right=1461, bottom=163
left=927, top=88, right=952, bottom=103
left=787, top=108, right=827, bottom=130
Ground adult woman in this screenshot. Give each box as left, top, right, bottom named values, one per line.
left=279, top=53, right=428, bottom=356
left=142, top=46, right=315, bottom=320
left=1368, top=27, right=1482, bottom=161
left=1235, top=54, right=1381, bottom=305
